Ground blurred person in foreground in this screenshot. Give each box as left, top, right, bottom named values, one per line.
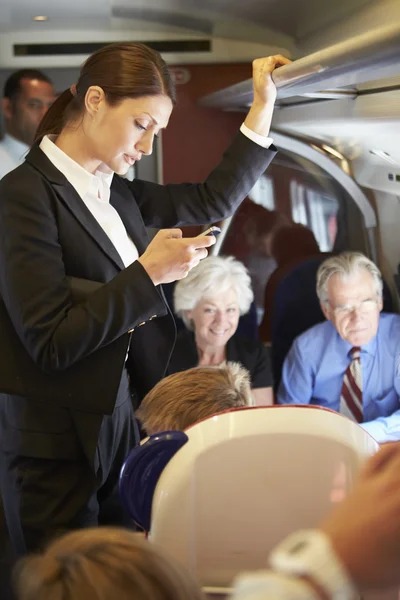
left=233, top=441, right=400, bottom=599
left=14, top=527, right=204, bottom=600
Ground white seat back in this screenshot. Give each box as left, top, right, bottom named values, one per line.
left=148, top=406, right=379, bottom=588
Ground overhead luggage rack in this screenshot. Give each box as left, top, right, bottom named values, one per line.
left=199, top=22, right=400, bottom=108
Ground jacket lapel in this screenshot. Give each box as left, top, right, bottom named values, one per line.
left=108, top=177, right=178, bottom=315
left=53, top=182, right=126, bottom=270
left=109, top=181, right=176, bottom=310
left=26, top=144, right=125, bottom=271
left=109, top=178, right=150, bottom=256
left=176, top=330, right=199, bottom=370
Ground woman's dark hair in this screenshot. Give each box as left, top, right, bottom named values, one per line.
left=35, top=42, right=176, bottom=141
left=4, top=69, right=52, bottom=101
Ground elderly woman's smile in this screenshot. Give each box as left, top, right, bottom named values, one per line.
left=187, top=288, right=240, bottom=349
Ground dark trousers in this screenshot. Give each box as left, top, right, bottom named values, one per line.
left=0, top=394, right=139, bottom=554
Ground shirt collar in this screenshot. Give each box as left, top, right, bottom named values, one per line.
left=360, top=332, right=377, bottom=357
left=3, top=133, right=29, bottom=162
left=39, top=135, right=114, bottom=202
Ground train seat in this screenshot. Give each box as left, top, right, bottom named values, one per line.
left=120, top=405, right=378, bottom=592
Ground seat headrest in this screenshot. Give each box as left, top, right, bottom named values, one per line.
left=119, top=430, right=188, bottom=530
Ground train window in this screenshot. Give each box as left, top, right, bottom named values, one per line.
left=221, top=146, right=367, bottom=320
left=248, top=175, right=275, bottom=211
left=290, top=180, right=338, bottom=251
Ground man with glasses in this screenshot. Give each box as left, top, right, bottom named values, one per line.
left=278, top=251, right=400, bottom=443
left=0, top=69, right=55, bottom=179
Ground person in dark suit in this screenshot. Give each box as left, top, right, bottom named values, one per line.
left=169, top=256, right=274, bottom=405
left=259, top=223, right=322, bottom=343
left=0, top=42, right=289, bottom=554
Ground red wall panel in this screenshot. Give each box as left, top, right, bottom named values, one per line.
left=162, top=63, right=252, bottom=184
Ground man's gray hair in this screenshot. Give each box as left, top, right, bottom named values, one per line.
left=174, top=256, right=254, bottom=330
left=316, top=252, right=383, bottom=304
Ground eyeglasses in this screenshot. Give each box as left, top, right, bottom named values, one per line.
left=332, top=299, right=378, bottom=316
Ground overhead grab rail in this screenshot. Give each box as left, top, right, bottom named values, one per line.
left=198, top=22, right=400, bottom=108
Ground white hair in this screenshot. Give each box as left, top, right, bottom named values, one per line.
left=316, top=251, right=383, bottom=304
left=174, top=256, right=254, bottom=330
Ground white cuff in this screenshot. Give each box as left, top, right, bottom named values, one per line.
left=240, top=123, right=273, bottom=149
left=269, top=530, right=357, bottom=600
left=232, top=571, right=321, bottom=600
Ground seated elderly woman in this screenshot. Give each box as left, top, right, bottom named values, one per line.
left=168, top=256, right=273, bottom=405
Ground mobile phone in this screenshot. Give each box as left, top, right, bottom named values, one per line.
left=200, top=226, right=222, bottom=237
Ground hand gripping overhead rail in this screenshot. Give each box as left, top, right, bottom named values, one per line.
left=198, top=22, right=400, bottom=108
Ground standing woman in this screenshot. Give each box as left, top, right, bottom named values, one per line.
left=0, top=42, right=289, bottom=553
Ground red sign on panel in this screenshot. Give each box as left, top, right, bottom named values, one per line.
left=168, top=67, right=191, bottom=85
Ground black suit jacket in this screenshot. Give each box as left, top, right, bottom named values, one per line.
left=0, top=132, right=276, bottom=458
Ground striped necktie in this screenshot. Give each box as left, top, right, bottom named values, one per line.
left=339, top=347, right=363, bottom=422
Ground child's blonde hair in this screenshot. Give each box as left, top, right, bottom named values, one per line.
left=137, top=362, right=252, bottom=434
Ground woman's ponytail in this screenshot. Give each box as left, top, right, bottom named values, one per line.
left=35, top=88, right=75, bottom=142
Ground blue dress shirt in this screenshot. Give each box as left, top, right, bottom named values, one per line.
left=277, top=313, right=400, bottom=443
